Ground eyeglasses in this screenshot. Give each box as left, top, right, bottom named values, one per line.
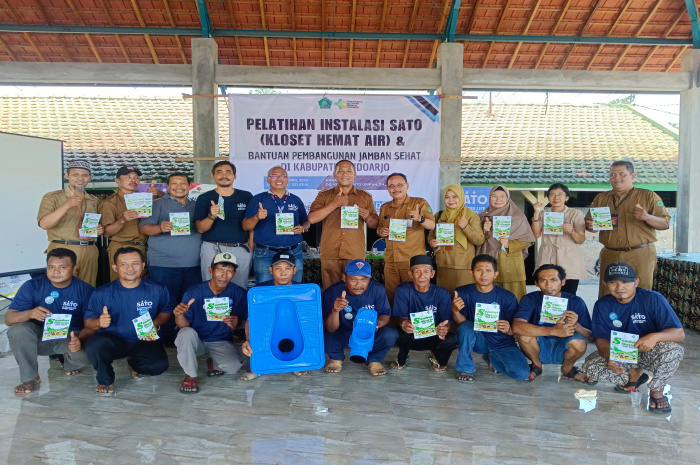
left=269, top=174, right=288, bottom=179
left=490, top=195, right=507, bottom=201
left=387, top=183, right=406, bottom=189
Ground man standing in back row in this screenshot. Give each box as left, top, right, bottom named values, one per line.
left=586, top=161, right=670, bottom=297
left=309, top=160, right=379, bottom=289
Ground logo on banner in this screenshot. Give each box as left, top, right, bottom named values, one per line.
left=463, top=187, right=491, bottom=214
left=318, top=97, right=332, bottom=109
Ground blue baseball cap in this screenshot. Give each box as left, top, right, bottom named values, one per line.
left=344, top=259, right=372, bottom=278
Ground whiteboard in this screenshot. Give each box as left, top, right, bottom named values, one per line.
left=0, top=132, right=63, bottom=276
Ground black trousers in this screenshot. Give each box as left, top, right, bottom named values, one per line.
left=561, top=279, right=579, bottom=296
left=396, top=330, right=458, bottom=366
left=85, top=333, right=169, bottom=385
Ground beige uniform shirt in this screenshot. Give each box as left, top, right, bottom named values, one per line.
left=378, top=195, right=435, bottom=263
left=98, top=191, right=147, bottom=243
left=589, top=187, right=670, bottom=249
left=536, top=207, right=587, bottom=279
left=37, top=186, right=99, bottom=242
left=310, top=186, right=379, bottom=260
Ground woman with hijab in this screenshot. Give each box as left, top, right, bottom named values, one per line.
left=531, top=183, right=587, bottom=295
left=428, top=185, right=485, bottom=293
left=478, top=186, right=535, bottom=301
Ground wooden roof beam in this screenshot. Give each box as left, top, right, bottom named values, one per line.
left=258, top=0, right=270, bottom=66
left=558, top=0, right=603, bottom=70
left=0, top=35, right=17, bottom=61
left=402, top=0, right=421, bottom=68
left=130, top=0, right=160, bottom=64
left=508, top=0, right=542, bottom=69
left=465, top=0, right=481, bottom=34
left=535, top=0, right=572, bottom=69
left=612, top=0, right=663, bottom=71
left=639, top=9, right=687, bottom=71
left=375, top=0, right=389, bottom=68
left=483, top=0, right=514, bottom=68
left=665, top=45, right=689, bottom=72
left=429, top=0, right=454, bottom=68
left=34, top=0, right=76, bottom=62
left=98, top=0, right=131, bottom=63
left=289, top=0, right=297, bottom=66
left=1, top=0, right=45, bottom=61
left=162, top=0, right=187, bottom=64
left=322, top=0, right=326, bottom=67
left=66, top=0, right=104, bottom=63
left=584, top=1, right=633, bottom=70
left=349, top=0, right=357, bottom=67
left=226, top=0, right=243, bottom=65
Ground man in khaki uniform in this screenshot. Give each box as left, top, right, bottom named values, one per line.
left=377, top=173, right=435, bottom=304
left=586, top=161, right=670, bottom=297
left=309, top=160, right=379, bottom=290
left=37, top=160, right=103, bottom=287
left=99, top=166, right=151, bottom=281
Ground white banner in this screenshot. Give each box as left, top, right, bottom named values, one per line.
left=229, top=94, right=440, bottom=212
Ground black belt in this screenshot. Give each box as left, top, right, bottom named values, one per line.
left=113, top=240, right=147, bottom=246
left=255, top=243, right=298, bottom=252
left=205, top=240, right=246, bottom=248
left=606, top=243, right=651, bottom=252
left=52, top=240, right=95, bottom=246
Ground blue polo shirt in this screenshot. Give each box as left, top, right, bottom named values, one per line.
left=392, top=282, right=453, bottom=325
left=181, top=281, right=248, bottom=342
left=244, top=191, right=308, bottom=247
left=194, top=189, right=252, bottom=243
left=454, top=284, right=519, bottom=350
left=255, top=280, right=278, bottom=287
left=10, top=276, right=93, bottom=333
left=322, top=280, right=391, bottom=332
left=84, top=279, right=173, bottom=344
left=140, top=195, right=202, bottom=267
left=515, top=291, right=591, bottom=330
left=591, top=288, right=682, bottom=340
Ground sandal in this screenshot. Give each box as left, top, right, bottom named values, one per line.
left=239, top=372, right=259, bottom=381
left=527, top=363, right=543, bottom=381
left=293, top=371, right=309, bottom=376
left=206, top=357, right=225, bottom=377
left=368, top=362, right=387, bottom=376
left=95, top=384, right=115, bottom=396
left=324, top=360, right=343, bottom=373
left=561, top=366, right=596, bottom=386
left=14, top=379, right=41, bottom=394
left=614, top=373, right=649, bottom=393
left=457, top=372, right=474, bottom=383
left=179, top=377, right=199, bottom=394
left=390, top=360, right=406, bottom=370
left=428, top=355, right=447, bottom=373
left=64, top=368, right=81, bottom=377
left=648, top=394, right=672, bottom=414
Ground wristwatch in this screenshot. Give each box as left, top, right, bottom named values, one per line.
left=207, top=213, right=216, bottom=221
left=418, top=215, right=426, bottom=224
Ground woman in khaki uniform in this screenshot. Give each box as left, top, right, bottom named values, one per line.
left=428, top=185, right=485, bottom=293
left=477, top=186, right=535, bottom=301
left=531, top=183, right=587, bottom=295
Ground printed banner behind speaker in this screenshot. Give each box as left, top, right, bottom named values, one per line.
left=229, top=94, right=441, bottom=211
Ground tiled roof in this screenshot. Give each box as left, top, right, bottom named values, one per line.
left=0, top=96, right=678, bottom=185
left=460, top=103, right=678, bottom=185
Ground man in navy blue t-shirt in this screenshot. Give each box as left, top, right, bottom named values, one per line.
left=83, top=247, right=172, bottom=395
left=322, top=259, right=399, bottom=376
left=391, top=255, right=456, bottom=372
left=582, top=262, right=685, bottom=414
left=452, top=254, right=529, bottom=383
left=513, top=264, right=594, bottom=384
left=194, top=161, right=253, bottom=289
left=242, top=166, right=310, bottom=284
left=5, top=248, right=92, bottom=394
left=173, top=252, right=247, bottom=394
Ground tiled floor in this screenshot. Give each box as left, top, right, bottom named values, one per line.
left=0, top=285, right=698, bottom=464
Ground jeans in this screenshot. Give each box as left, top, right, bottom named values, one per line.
left=253, top=243, right=303, bottom=284
left=324, top=326, right=399, bottom=364
left=456, top=321, right=530, bottom=381
left=85, top=333, right=169, bottom=385
left=149, top=265, right=202, bottom=342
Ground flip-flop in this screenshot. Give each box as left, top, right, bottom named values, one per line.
left=64, top=368, right=81, bottom=377
left=390, top=360, right=406, bottom=370
left=615, top=373, right=649, bottom=393
left=95, top=384, right=115, bottom=396
left=14, top=379, right=41, bottom=395
left=561, top=366, right=597, bottom=385
left=206, top=357, right=225, bottom=377
left=368, top=362, right=387, bottom=376
left=428, top=356, right=447, bottom=372
left=457, top=372, right=475, bottom=383
left=648, top=394, right=672, bottom=414
left=179, top=378, right=199, bottom=394
left=239, top=372, right=259, bottom=381
left=293, top=371, right=309, bottom=376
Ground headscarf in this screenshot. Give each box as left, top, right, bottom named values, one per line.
left=477, top=185, right=536, bottom=259
left=440, top=184, right=476, bottom=250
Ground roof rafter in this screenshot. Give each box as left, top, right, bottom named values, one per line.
left=66, top=0, right=103, bottom=63
left=34, top=0, right=76, bottom=62
left=508, top=0, right=542, bottom=69
left=162, top=0, right=187, bottom=64
left=375, top=0, right=389, bottom=68
left=535, top=0, right=573, bottom=69
left=465, top=0, right=481, bottom=34
left=558, top=0, right=603, bottom=70
left=665, top=45, right=689, bottom=71
left=130, top=0, right=160, bottom=64
left=585, top=1, right=633, bottom=70
left=289, top=0, right=297, bottom=66
left=639, top=9, right=687, bottom=71
left=321, top=0, right=326, bottom=66
left=612, top=1, right=663, bottom=71
left=348, top=0, right=357, bottom=67
left=1, top=0, right=45, bottom=61
left=483, top=0, right=514, bottom=68
left=402, top=0, right=422, bottom=68
left=429, top=0, right=455, bottom=68
left=258, top=0, right=270, bottom=66
left=226, top=0, right=243, bottom=65
left=0, top=34, right=17, bottom=61
left=98, top=0, right=131, bottom=62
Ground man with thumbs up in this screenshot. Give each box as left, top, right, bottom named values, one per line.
left=585, top=161, right=670, bottom=297
left=5, top=248, right=92, bottom=394
left=173, top=252, right=248, bottom=394
left=83, top=247, right=172, bottom=395
left=391, top=255, right=457, bottom=373
left=321, top=259, right=398, bottom=377
left=243, top=166, right=310, bottom=284
left=194, top=161, right=253, bottom=289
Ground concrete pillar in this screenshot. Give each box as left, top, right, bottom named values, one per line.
left=192, top=38, right=219, bottom=184
left=436, top=42, right=464, bottom=208
left=677, top=50, right=700, bottom=253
